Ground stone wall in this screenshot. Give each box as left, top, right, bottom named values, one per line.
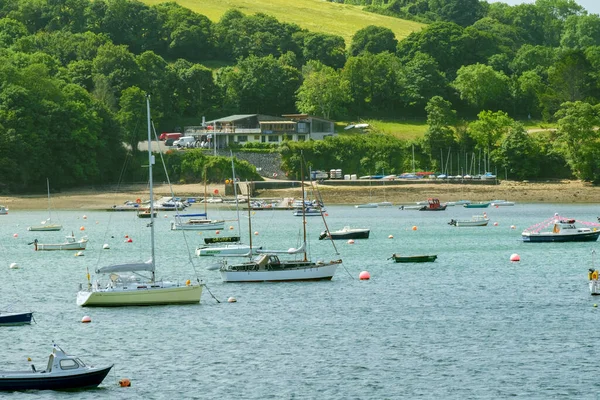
left=217, top=151, right=287, bottom=179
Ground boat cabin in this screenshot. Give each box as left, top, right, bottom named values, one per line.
left=38, top=346, right=87, bottom=374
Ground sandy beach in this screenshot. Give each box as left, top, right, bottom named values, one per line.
left=0, top=180, right=598, bottom=210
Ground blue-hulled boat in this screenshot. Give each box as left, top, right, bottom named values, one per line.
left=0, top=312, right=33, bottom=326
left=522, top=216, right=600, bottom=242
left=0, top=344, right=113, bottom=391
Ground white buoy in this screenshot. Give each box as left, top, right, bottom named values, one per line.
left=9, top=262, right=19, bottom=269
left=75, top=251, right=84, bottom=257
left=347, top=239, right=355, bottom=244
left=103, top=244, right=110, bottom=249
left=388, top=235, right=394, bottom=239
left=510, top=253, right=520, bottom=262
left=81, top=315, right=91, bottom=323
left=13, top=233, right=18, bottom=238
left=228, top=297, right=237, bottom=303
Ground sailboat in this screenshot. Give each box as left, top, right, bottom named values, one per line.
left=28, top=178, right=62, bottom=231
left=76, top=95, right=203, bottom=307
left=170, top=169, right=225, bottom=231
left=196, top=157, right=261, bottom=257
left=219, top=156, right=342, bottom=282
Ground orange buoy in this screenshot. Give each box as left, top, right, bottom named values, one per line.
left=324, top=213, right=329, bottom=216
left=126, top=238, right=132, bottom=243
left=125, top=235, right=129, bottom=238
left=119, top=378, right=131, bottom=387
left=510, top=225, right=516, bottom=229
left=359, top=271, right=371, bottom=280
left=229, top=226, right=234, bottom=230
left=388, top=235, right=394, bottom=239
left=80, top=226, right=85, bottom=231
left=185, top=280, right=191, bottom=286
left=494, top=222, right=498, bottom=226
left=412, top=226, right=417, bottom=231
left=510, top=253, right=520, bottom=262
left=12, top=233, right=17, bottom=238
left=213, top=189, right=219, bottom=195
left=81, top=316, right=91, bottom=323
left=215, top=230, right=220, bottom=235
left=254, top=231, right=259, bottom=235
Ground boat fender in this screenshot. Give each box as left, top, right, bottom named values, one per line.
left=593, top=270, right=599, bottom=280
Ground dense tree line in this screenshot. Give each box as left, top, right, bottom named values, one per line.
left=1, top=0, right=600, bottom=189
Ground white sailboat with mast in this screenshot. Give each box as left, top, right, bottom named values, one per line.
left=28, top=178, right=62, bottom=231
left=219, top=155, right=342, bottom=282
left=76, top=95, right=203, bottom=307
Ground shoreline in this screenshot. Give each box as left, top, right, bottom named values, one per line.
left=0, top=180, right=598, bottom=211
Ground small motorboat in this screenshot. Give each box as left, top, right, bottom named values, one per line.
left=389, top=254, right=437, bottom=263
left=0, top=344, right=113, bottom=391
left=31, top=234, right=88, bottom=251
left=448, top=215, right=489, bottom=227
left=0, top=311, right=33, bottom=326
left=464, top=202, right=490, bottom=208
left=419, top=198, right=447, bottom=211
left=319, top=226, right=370, bottom=240
left=522, top=215, right=600, bottom=242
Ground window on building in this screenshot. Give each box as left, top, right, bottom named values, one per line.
left=237, top=135, right=248, bottom=142
left=297, top=135, right=306, bottom=141
left=297, top=122, right=309, bottom=133
left=312, top=120, right=332, bottom=133
left=268, top=135, right=279, bottom=143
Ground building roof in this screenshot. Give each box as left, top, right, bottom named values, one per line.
left=282, top=114, right=334, bottom=122
left=205, top=115, right=258, bottom=124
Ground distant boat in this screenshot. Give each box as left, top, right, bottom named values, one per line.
left=31, top=233, right=88, bottom=251
left=589, top=251, right=600, bottom=295
left=319, top=226, right=370, bottom=240
left=464, top=202, right=490, bottom=208
left=0, top=205, right=7, bottom=215
left=0, top=344, right=112, bottom=391
left=293, top=208, right=323, bottom=216
left=491, top=200, right=515, bottom=206
left=355, top=203, right=378, bottom=208
left=419, top=198, right=447, bottom=211
left=389, top=254, right=437, bottom=263
left=136, top=208, right=157, bottom=218
left=170, top=213, right=225, bottom=230
left=448, top=215, right=489, bottom=227
left=28, top=178, right=62, bottom=231
left=522, top=215, right=600, bottom=242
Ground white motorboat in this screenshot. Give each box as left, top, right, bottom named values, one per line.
left=28, top=178, right=62, bottom=231
left=31, top=233, right=87, bottom=251
left=76, top=95, right=203, bottom=307
left=170, top=214, right=225, bottom=231
left=196, top=243, right=261, bottom=256
left=355, top=203, right=378, bottom=208
left=491, top=200, right=515, bottom=206
left=0, top=344, right=112, bottom=391
left=448, top=215, right=489, bottom=227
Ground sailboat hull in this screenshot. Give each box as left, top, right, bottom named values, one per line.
left=76, top=284, right=202, bottom=307
left=28, top=224, right=63, bottom=232
left=220, top=263, right=339, bottom=282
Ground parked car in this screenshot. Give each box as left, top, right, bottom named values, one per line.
left=159, top=132, right=182, bottom=141
left=173, top=136, right=196, bottom=148
left=165, top=138, right=176, bottom=146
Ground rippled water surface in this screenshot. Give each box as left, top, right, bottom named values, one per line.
left=2, top=203, right=600, bottom=399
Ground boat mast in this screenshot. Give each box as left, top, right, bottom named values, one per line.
left=230, top=153, right=241, bottom=235
left=46, top=177, right=51, bottom=220
left=146, top=95, right=156, bottom=283
left=301, top=154, right=307, bottom=262
left=247, top=182, right=253, bottom=251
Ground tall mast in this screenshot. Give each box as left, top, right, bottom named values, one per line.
left=230, top=152, right=241, bottom=235
left=247, top=182, right=253, bottom=251
left=146, top=95, right=156, bottom=283
left=46, top=178, right=51, bottom=219
left=300, top=153, right=307, bottom=262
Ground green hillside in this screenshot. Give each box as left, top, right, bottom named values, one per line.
left=142, top=0, right=424, bottom=45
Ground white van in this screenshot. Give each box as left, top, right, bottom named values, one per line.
left=173, top=136, right=196, bottom=148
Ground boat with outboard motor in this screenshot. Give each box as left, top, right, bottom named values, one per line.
left=0, top=344, right=112, bottom=391
left=31, top=233, right=87, bottom=251
left=522, top=214, right=600, bottom=242
left=0, top=311, right=33, bottom=326
left=389, top=254, right=437, bottom=263
left=448, top=215, right=489, bottom=227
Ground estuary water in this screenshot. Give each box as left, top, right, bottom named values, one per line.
left=1, top=203, right=600, bottom=399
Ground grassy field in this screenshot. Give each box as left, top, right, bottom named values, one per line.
left=142, top=0, right=424, bottom=45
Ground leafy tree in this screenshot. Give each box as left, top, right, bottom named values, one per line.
left=402, top=51, right=448, bottom=110
left=560, top=14, right=600, bottom=49
left=423, top=96, right=456, bottom=169
left=117, top=86, right=147, bottom=152
left=427, top=0, right=484, bottom=27
left=298, top=31, right=346, bottom=69
left=509, top=44, right=556, bottom=75
left=216, top=55, right=301, bottom=115
left=349, top=25, right=398, bottom=57
left=0, top=18, right=27, bottom=47
left=92, top=42, right=140, bottom=104
left=452, top=63, right=510, bottom=112
left=468, top=110, right=513, bottom=170
left=296, top=60, right=349, bottom=119
left=494, top=123, right=540, bottom=180
left=553, top=101, right=600, bottom=181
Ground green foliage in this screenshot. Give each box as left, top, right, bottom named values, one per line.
left=279, top=134, right=408, bottom=178
left=452, top=63, right=511, bottom=111
left=296, top=60, right=349, bottom=120
left=348, top=25, right=398, bottom=57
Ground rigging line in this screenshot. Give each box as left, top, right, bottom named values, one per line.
left=312, top=181, right=340, bottom=256
left=203, top=284, right=221, bottom=303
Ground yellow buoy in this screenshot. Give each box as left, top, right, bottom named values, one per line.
left=185, top=280, right=191, bottom=286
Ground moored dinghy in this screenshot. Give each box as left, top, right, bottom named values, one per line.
left=0, top=344, right=112, bottom=391
left=389, top=254, right=437, bottom=263
left=0, top=311, right=33, bottom=326
left=31, top=233, right=87, bottom=251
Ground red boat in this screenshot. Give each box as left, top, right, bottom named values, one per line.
left=419, top=198, right=447, bottom=211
